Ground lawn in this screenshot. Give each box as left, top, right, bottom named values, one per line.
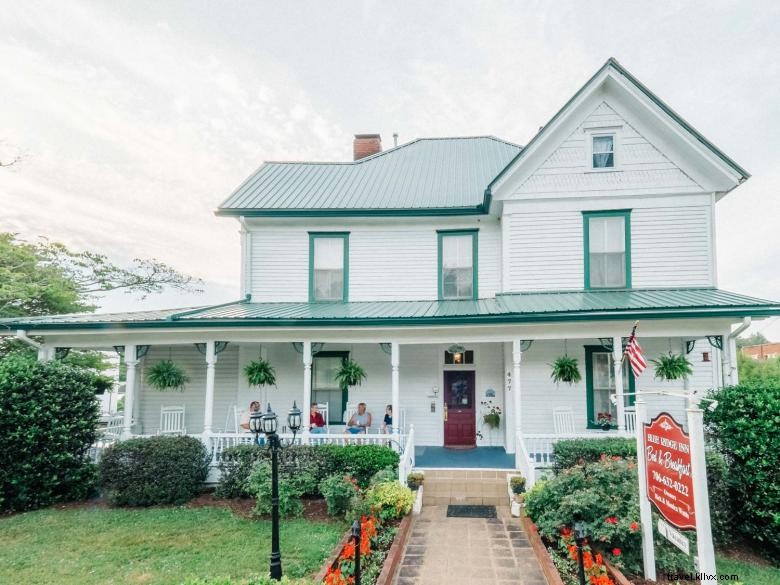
left=0, top=506, right=346, bottom=585
left=716, top=553, right=780, bottom=585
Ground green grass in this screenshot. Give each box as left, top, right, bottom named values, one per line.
left=0, top=506, right=346, bottom=585
left=716, top=554, right=780, bottom=585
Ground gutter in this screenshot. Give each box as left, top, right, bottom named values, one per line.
left=728, top=316, right=751, bottom=340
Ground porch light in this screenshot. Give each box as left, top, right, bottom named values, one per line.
left=573, top=520, right=587, bottom=585
left=261, top=404, right=278, bottom=435
left=574, top=520, right=586, bottom=540
left=287, top=401, right=302, bottom=433
left=249, top=409, right=264, bottom=434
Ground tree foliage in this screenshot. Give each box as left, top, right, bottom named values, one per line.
left=737, top=351, right=780, bottom=385
left=735, top=332, right=769, bottom=349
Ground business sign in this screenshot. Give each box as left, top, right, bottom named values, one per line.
left=657, top=518, right=690, bottom=555
left=643, top=412, right=696, bottom=530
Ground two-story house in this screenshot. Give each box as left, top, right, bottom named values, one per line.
left=4, top=59, right=779, bottom=479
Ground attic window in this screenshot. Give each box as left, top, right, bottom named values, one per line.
left=592, top=135, right=615, bottom=168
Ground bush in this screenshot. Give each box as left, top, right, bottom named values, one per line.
left=319, top=474, right=360, bottom=517
left=552, top=437, right=636, bottom=473
left=0, top=355, right=101, bottom=512
left=246, top=462, right=304, bottom=517
left=98, top=435, right=210, bottom=506
left=369, top=466, right=398, bottom=486
left=706, top=381, right=780, bottom=560
left=365, top=481, right=414, bottom=522
left=705, top=450, right=735, bottom=546
left=525, top=456, right=690, bottom=576
left=214, top=445, right=267, bottom=499
left=317, top=444, right=400, bottom=488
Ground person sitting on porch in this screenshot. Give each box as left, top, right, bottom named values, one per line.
left=346, top=403, right=372, bottom=434
left=310, top=404, right=327, bottom=434
left=239, top=401, right=261, bottom=432
left=381, top=404, right=393, bottom=434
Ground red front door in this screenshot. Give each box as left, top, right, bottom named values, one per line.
left=443, top=370, right=476, bottom=447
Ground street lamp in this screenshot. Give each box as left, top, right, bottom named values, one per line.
left=249, top=401, right=303, bottom=581
left=574, top=520, right=587, bottom=585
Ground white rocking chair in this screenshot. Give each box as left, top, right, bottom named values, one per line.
left=624, top=406, right=637, bottom=432
left=159, top=406, right=186, bottom=435
left=552, top=406, right=577, bottom=435
left=314, top=402, right=330, bottom=433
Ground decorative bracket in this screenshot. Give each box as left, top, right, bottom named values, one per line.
left=292, top=342, right=324, bottom=355
left=195, top=341, right=229, bottom=356
left=599, top=337, right=629, bottom=353
left=520, top=340, right=533, bottom=352
left=379, top=343, right=392, bottom=355
left=706, top=335, right=723, bottom=350
left=685, top=340, right=696, bottom=354
left=113, top=345, right=151, bottom=360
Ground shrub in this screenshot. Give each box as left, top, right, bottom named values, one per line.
left=552, top=437, right=636, bottom=473
left=0, top=354, right=101, bottom=512
left=320, top=474, right=360, bottom=517
left=215, top=444, right=267, bottom=499
left=365, top=481, right=414, bottom=521
left=318, top=444, right=399, bottom=488
left=369, top=466, right=398, bottom=486
left=246, top=462, right=304, bottom=517
left=706, top=381, right=780, bottom=560
left=525, top=456, right=690, bottom=576
left=98, top=435, right=209, bottom=506
left=705, top=450, right=735, bottom=546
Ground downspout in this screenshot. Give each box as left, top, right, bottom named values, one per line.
left=724, top=317, right=751, bottom=386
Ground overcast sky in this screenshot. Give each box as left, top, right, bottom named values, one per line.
left=1, top=1, right=778, bottom=339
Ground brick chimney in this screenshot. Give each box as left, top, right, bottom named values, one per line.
left=353, top=134, right=382, bottom=160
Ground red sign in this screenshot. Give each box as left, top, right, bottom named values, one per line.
left=643, top=412, right=696, bottom=530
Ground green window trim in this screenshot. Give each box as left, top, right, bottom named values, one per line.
left=308, top=232, right=350, bottom=303
left=437, top=229, right=479, bottom=301
left=584, top=345, right=636, bottom=430
left=311, top=350, right=350, bottom=423
left=582, top=210, right=631, bottom=290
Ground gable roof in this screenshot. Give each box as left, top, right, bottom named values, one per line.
left=216, top=136, right=521, bottom=217
left=488, top=58, right=749, bottom=199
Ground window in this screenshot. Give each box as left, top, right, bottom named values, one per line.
left=585, top=346, right=635, bottom=429
left=592, top=135, right=615, bottom=168
left=444, top=350, right=474, bottom=365
left=312, top=351, right=349, bottom=423
left=583, top=211, right=631, bottom=289
left=309, top=233, right=349, bottom=302
left=438, top=230, right=478, bottom=300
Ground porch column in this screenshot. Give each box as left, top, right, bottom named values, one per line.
left=613, top=335, right=626, bottom=431
left=37, top=345, right=54, bottom=361
left=512, top=340, right=523, bottom=464
left=203, top=341, right=216, bottom=435
left=123, top=344, right=138, bottom=439
left=391, top=342, right=400, bottom=435
left=302, top=342, right=312, bottom=440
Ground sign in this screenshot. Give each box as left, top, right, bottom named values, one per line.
left=643, top=412, right=696, bottom=530
left=657, top=518, right=690, bottom=555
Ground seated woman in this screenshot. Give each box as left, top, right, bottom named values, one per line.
left=346, top=402, right=372, bottom=434
left=381, top=404, right=393, bottom=434
left=239, top=401, right=261, bottom=432
left=310, top=404, right=327, bottom=434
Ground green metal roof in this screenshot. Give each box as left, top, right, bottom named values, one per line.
left=216, top=137, right=521, bottom=217
left=2, top=289, right=778, bottom=331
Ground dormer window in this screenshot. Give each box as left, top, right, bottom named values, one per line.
left=592, top=135, right=615, bottom=168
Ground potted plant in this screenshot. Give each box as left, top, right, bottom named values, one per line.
left=334, top=358, right=367, bottom=392
left=146, top=360, right=189, bottom=391
left=652, top=353, right=693, bottom=381
left=244, top=357, right=277, bottom=388
left=407, top=471, right=425, bottom=491
left=481, top=400, right=502, bottom=429
left=550, top=355, right=582, bottom=384
left=593, top=411, right=614, bottom=431
left=510, top=475, right=526, bottom=503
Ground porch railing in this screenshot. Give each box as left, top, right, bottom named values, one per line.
left=397, top=424, right=415, bottom=486
left=515, top=434, right=536, bottom=487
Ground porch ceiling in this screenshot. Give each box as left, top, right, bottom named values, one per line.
left=1, top=288, right=778, bottom=332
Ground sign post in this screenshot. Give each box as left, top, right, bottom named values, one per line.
left=635, top=398, right=656, bottom=581
left=687, top=401, right=716, bottom=575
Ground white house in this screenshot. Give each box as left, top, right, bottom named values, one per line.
left=4, top=59, right=779, bottom=480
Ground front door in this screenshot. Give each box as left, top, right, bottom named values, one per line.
left=443, top=370, right=476, bottom=447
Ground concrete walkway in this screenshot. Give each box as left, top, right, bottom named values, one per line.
left=394, top=505, right=547, bottom=585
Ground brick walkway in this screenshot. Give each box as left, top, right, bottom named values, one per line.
left=394, top=505, right=547, bottom=585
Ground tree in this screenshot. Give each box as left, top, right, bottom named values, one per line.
left=736, top=331, right=768, bottom=349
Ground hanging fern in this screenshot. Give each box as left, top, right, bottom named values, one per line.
left=550, top=355, right=582, bottom=384
left=652, top=353, right=693, bottom=381
left=146, top=360, right=189, bottom=391
left=334, top=359, right=367, bottom=392
left=244, top=358, right=277, bottom=388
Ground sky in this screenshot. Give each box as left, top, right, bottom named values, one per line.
left=0, top=1, right=779, bottom=339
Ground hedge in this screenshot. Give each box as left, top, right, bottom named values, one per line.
left=0, top=354, right=101, bottom=512
left=552, top=437, right=637, bottom=472
left=98, top=435, right=210, bottom=506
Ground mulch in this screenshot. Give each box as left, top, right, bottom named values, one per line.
left=187, top=493, right=332, bottom=521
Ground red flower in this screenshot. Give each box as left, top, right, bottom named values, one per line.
left=340, top=542, right=355, bottom=561
left=605, top=516, right=618, bottom=525
left=612, top=548, right=621, bottom=556
left=561, top=526, right=572, bottom=536
left=630, top=521, right=639, bottom=532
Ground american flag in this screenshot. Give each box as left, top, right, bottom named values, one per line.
left=624, top=323, right=647, bottom=376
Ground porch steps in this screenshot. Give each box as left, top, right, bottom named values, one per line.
left=420, top=469, right=511, bottom=506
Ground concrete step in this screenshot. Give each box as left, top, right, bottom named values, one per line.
left=419, top=469, right=511, bottom=505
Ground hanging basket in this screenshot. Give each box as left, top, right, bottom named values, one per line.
left=244, top=358, right=277, bottom=388
left=334, top=359, right=367, bottom=392
left=550, top=355, right=582, bottom=384
left=146, top=360, right=190, bottom=391
left=652, top=353, right=693, bottom=381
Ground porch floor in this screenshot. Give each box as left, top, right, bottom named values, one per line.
left=414, top=446, right=516, bottom=469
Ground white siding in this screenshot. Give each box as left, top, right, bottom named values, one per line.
left=249, top=220, right=501, bottom=302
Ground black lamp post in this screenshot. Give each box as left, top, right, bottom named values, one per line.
left=574, top=520, right=587, bottom=585
left=249, top=401, right=302, bottom=581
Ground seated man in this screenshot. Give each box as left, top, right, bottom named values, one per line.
left=346, top=402, right=372, bottom=434
left=310, top=404, right=327, bottom=434
left=240, top=401, right=261, bottom=432
left=381, top=404, right=393, bottom=434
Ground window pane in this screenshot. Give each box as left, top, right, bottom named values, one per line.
left=593, top=388, right=617, bottom=419
left=441, top=234, right=475, bottom=299
left=313, top=356, right=342, bottom=389
left=592, top=353, right=613, bottom=389
left=588, top=216, right=626, bottom=288
left=313, top=237, right=344, bottom=300
left=442, top=235, right=473, bottom=269
left=314, top=238, right=343, bottom=269
left=593, top=136, right=614, bottom=168
left=589, top=217, right=624, bottom=253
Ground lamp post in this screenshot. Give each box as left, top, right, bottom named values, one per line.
left=249, top=401, right=302, bottom=581
left=352, top=520, right=362, bottom=585
left=574, top=520, right=587, bottom=585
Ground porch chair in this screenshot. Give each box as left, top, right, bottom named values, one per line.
left=552, top=406, right=576, bottom=435
left=159, top=406, right=186, bottom=436
left=623, top=406, right=637, bottom=432
left=314, top=402, right=330, bottom=433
